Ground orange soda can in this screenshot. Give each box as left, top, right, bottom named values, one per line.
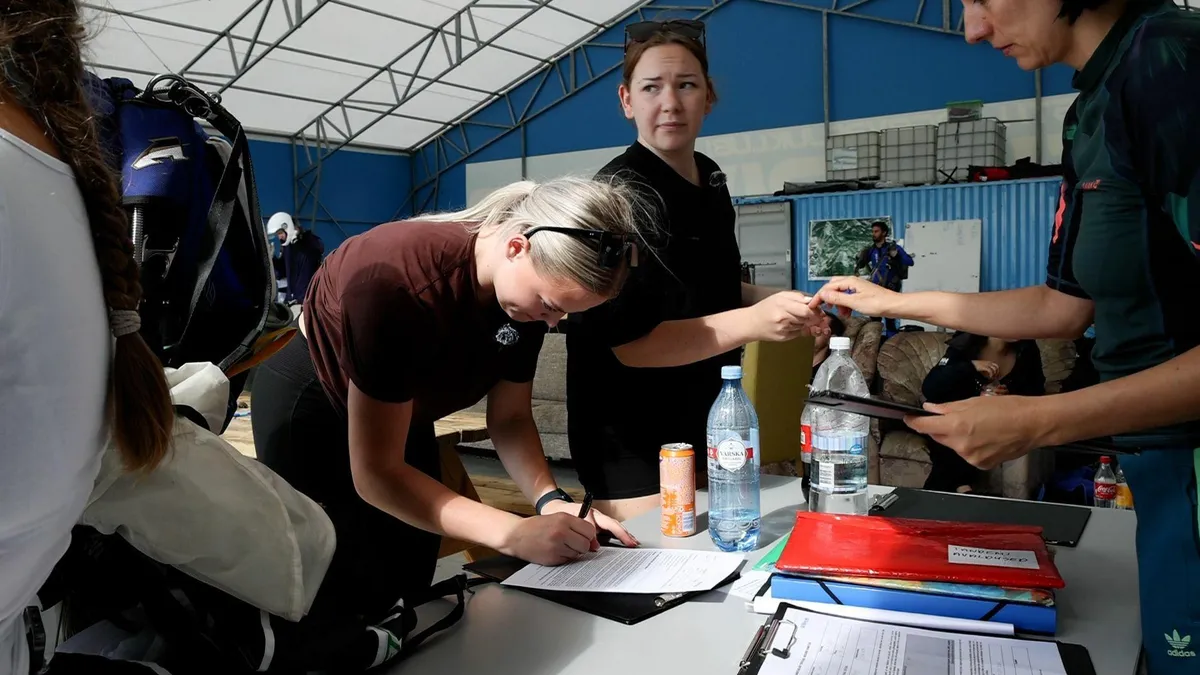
left=660, top=443, right=697, bottom=537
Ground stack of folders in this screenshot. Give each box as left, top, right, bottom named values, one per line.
left=758, top=512, right=1062, bottom=635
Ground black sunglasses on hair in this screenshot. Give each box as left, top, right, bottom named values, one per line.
left=524, top=226, right=639, bottom=269
left=624, top=19, right=706, bottom=52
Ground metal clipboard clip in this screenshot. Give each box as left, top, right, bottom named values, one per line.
left=738, top=617, right=799, bottom=672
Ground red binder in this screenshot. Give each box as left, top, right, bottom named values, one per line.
left=775, top=512, right=1065, bottom=589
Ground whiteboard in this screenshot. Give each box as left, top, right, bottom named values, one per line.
left=900, top=219, right=982, bottom=332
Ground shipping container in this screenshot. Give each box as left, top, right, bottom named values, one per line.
left=733, top=177, right=1062, bottom=296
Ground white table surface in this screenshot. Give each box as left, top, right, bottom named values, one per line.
left=390, top=475, right=1141, bottom=675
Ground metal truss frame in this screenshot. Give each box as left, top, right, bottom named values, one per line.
left=405, top=0, right=964, bottom=215
left=85, top=0, right=970, bottom=230
left=289, top=0, right=647, bottom=228
left=82, top=0, right=631, bottom=231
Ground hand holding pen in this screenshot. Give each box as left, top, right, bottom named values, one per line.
left=537, top=491, right=640, bottom=554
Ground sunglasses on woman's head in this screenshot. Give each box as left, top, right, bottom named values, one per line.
left=524, top=226, right=639, bottom=269
left=624, top=19, right=706, bottom=53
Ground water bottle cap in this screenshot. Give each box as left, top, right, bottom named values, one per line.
left=830, top=336, right=851, bottom=350
left=721, top=365, right=743, bottom=380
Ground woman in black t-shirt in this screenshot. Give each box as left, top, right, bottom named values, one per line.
left=565, top=19, right=829, bottom=521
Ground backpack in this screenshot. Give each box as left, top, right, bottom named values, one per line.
left=86, top=72, right=294, bottom=432
left=887, top=244, right=910, bottom=281
left=38, top=526, right=481, bottom=675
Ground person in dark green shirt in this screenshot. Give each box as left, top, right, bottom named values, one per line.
left=810, top=1, right=1200, bottom=672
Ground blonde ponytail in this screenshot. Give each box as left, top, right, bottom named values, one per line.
left=419, top=176, right=653, bottom=297
left=422, top=181, right=536, bottom=231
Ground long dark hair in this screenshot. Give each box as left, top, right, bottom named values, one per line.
left=946, top=331, right=1034, bottom=358
left=1, top=1, right=173, bottom=470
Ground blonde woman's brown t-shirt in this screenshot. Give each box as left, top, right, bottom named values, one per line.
left=303, top=220, right=546, bottom=422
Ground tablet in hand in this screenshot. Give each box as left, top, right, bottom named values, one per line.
left=805, top=390, right=937, bottom=421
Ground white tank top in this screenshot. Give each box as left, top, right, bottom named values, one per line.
left=0, top=130, right=110, bottom=674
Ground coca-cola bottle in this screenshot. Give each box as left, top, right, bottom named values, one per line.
left=1093, top=457, right=1117, bottom=508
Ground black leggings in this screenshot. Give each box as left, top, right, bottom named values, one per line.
left=924, top=441, right=983, bottom=492
left=250, top=333, right=442, bottom=620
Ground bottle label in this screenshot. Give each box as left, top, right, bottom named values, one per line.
left=800, top=424, right=812, bottom=463
left=817, top=461, right=835, bottom=489
left=812, top=433, right=867, bottom=454
left=709, top=438, right=753, bottom=472
left=1094, top=481, right=1117, bottom=501
left=1115, top=484, right=1134, bottom=509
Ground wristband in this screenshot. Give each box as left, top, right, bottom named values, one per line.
left=535, top=488, right=574, bottom=515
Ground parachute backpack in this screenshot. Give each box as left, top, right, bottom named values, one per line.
left=87, top=73, right=294, bottom=430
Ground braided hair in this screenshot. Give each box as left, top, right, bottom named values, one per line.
left=1, top=0, right=173, bottom=471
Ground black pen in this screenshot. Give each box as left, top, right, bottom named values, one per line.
left=578, top=492, right=593, bottom=519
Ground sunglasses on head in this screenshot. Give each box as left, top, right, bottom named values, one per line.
left=524, top=226, right=639, bottom=269
left=624, top=19, right=706, bottom=53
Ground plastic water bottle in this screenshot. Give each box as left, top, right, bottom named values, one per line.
left=707, top=365, right=761, bottom=552
left=1114, top=465, right=1134, bottom=510
left=1093, top=457, right=1117, bottom=508
left=800, top=403, right=815, bottom=502
left=809, top=337, right=871, bottom=515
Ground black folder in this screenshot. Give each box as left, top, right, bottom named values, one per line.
left=869, top=487, right=1093, bottom=547
left=463, top=553, right=740, bottom=625
left=737, top=603, right=1096, bottom=675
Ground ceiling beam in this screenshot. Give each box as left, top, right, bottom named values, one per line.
left=406, top=0, right=963, bottom=211
left=290, top=0, right=557, bottom=181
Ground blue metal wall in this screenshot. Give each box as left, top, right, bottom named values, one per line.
left=735, top=177, right=1062, bottom=295
left=421, top=0, right=1077, bottom=209
left=250, top=138, right=411, bottom=253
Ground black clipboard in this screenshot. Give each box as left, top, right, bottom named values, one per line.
left=463, top=553, right=740, bottom=625
left=869, top=487, right=1092, bottom=547
left=737, top=603, right=1096, bottom=675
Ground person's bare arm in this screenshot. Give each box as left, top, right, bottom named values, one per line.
left=895, top=285, right=1093, bottom=340
left=486, top=379, right=557, bottom=505
left=612, top=308, right=758, bottom=368
left=909, top=345, right=1200, bottom=469
left=347, top=382, right=521, bottom=551
left=813, top=278, right=1094, bottom=341
left=1036, top=345, right=1200, bottom=447
left=612, top=292, right=825, bottom=368
left=487, top=379, right=638, bottom=546
left=740, top=282, right=780, bottom=307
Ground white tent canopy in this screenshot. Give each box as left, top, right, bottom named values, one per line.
left=85, top=0, right=642, bottom=151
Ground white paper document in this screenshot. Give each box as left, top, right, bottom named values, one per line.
left=501, top=547, right=744, bottom=594
left=730, top=570, right=773, bottom=600
left=756, top=606, right=1067, bottom=675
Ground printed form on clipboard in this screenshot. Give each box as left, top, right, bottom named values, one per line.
left=738, top=604, right=1096, bottom=675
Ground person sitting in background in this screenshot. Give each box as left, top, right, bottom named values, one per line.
left=921, top=332, right=1045, bottom=494
left=810, top=311, right=847, bottom=383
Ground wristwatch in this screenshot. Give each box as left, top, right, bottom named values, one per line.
left=535, top=488, right=575, bottom=515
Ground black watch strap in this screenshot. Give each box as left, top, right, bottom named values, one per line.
left=535, top=488, right=574, bottom=515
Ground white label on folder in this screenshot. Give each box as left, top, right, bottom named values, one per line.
left=948, top=545, right=1040, bottom=570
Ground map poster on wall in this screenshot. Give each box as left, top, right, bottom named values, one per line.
left=807, top=216, right=891, bottom=280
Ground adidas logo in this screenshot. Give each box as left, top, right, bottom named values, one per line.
left=1166, top=630, right=1196, bottom=658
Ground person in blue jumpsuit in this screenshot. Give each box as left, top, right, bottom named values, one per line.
left=812, top=1, right=1200, bottom=672
left=854, top=221, right=912, bottom=335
